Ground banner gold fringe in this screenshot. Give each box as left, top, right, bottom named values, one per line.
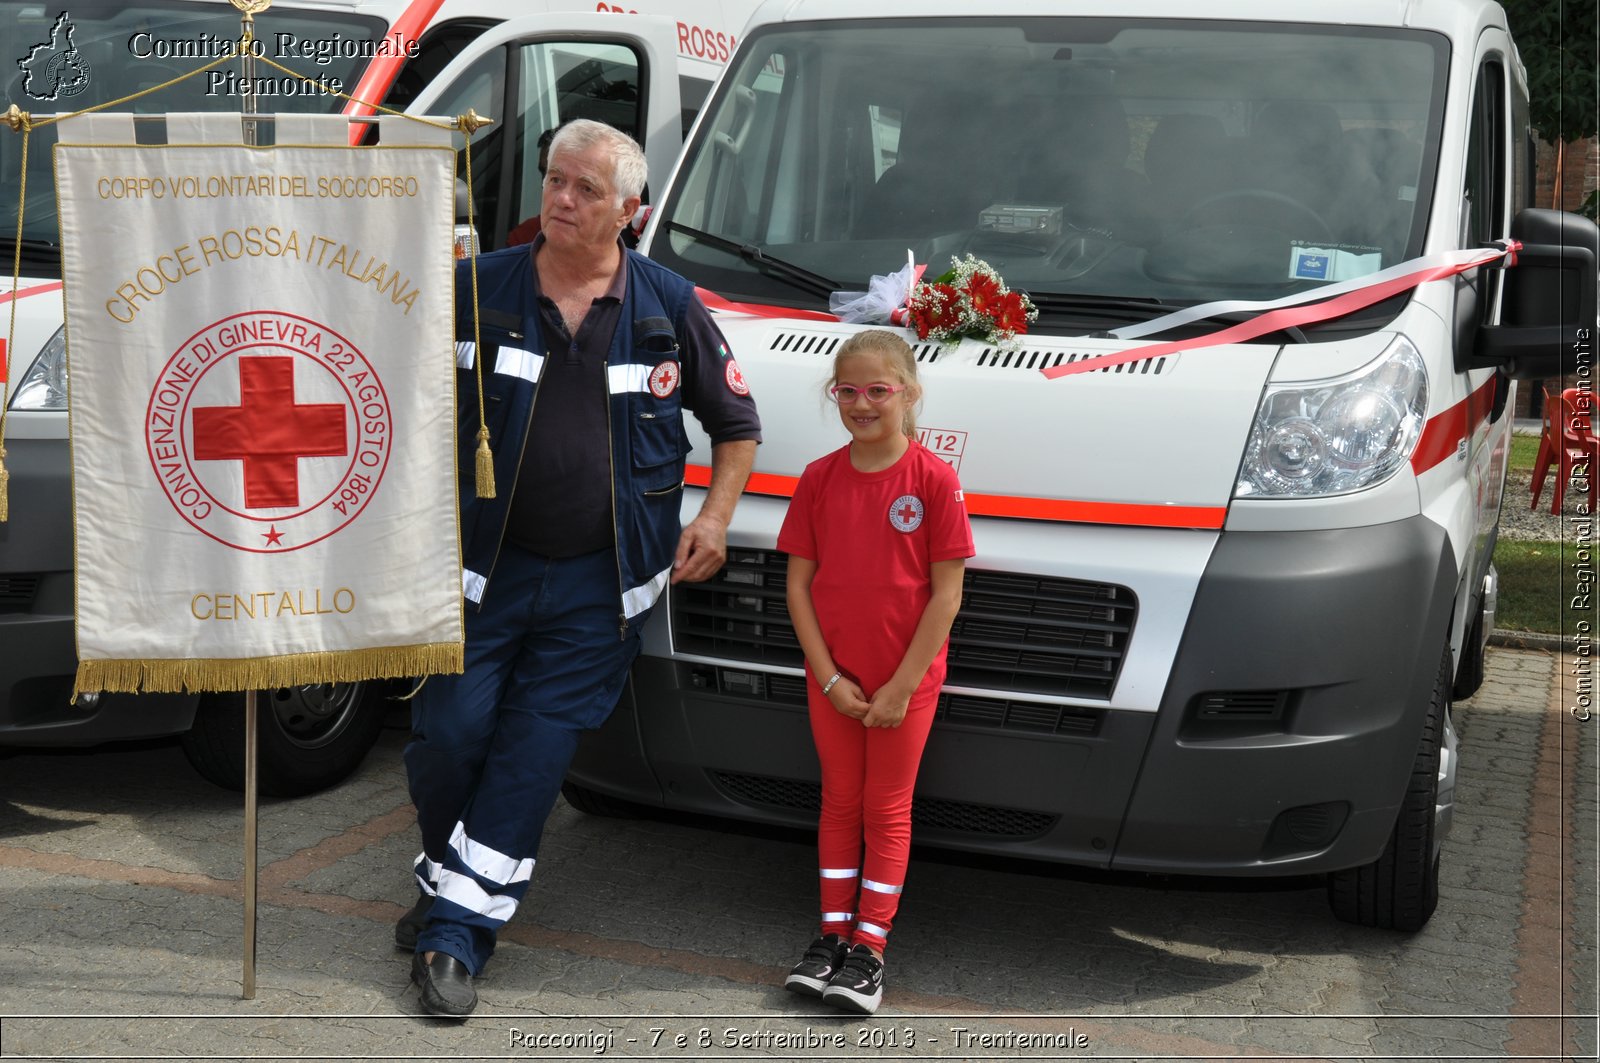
left=73, top=641, right=463, bottom=697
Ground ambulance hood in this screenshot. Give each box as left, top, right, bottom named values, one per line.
left=706, top=317, right=1282, bottom=523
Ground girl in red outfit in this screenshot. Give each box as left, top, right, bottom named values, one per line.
left=776, top=330, right=974, bottom=1014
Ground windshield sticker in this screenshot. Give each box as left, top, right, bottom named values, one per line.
left=18, top=12, right=93, bottom=101
left=1289, top=244, right=1382, bottom=283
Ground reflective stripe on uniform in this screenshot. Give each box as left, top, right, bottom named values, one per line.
left=819, top=867, right=860, bottom=879
left=607, top=362, right=652, bottom=394
left=821, top=911, right=854, bottom=923
left=449, top=821, right=535, bottom=886
left=623, top=565, right=672, bottom=619
left=463, top=568, right=487, bottom=604
left=436, top=866, right=519, bottom=922
left=862, top=878, right=903, bottom=895
left=413, top=853, right=441, bottom=895
left=495, top=344, right=544, bottom=383
left=856, top=920, right=889, bottom=939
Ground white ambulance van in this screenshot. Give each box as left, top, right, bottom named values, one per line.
left=563, top=0, right=1599, bottom=929
left=0, top=0, right=751, bottom=792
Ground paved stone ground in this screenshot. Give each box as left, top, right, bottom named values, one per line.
left=0, top=647, right=1593, bottom=1061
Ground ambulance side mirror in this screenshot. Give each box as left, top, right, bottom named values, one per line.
left=1471, top=208, right=1598, bottom=378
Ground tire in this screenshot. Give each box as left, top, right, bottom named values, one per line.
left=1326, top=647, right=1451, bottom=931
left=561, top=780, right=641, bottom=818
left=180, top=681, right=391, bottom=798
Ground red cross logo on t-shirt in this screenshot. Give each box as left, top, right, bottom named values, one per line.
left=192, top=356, right=348, bottom=509
left=888, top=493, right=924, bottom=533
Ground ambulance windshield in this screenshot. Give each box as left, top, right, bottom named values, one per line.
left=2, top=1, right=389, bottom=274
left=653, top=17, right=1448, bottom=327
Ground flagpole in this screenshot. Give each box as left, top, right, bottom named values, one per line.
left=231, top=0, right=270, bottom=1004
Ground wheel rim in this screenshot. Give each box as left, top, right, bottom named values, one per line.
left=1434, top=705, right=1458, bottom=856
left=266, top=682, right=363, bottom=750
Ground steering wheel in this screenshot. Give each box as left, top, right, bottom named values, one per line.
left=1177, top=188, right=1333, bottom=242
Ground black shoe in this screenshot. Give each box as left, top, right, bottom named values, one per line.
left=783, top=933, right=848, bottom=997
left=394, top=894, right=432, bottom=951
left=411, top=951, right=477, bottom=1018
left=820, top=944, right=884, bottom=1014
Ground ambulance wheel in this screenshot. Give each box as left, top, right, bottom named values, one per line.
left=1326, top=647, right=1451, bottom=931
left=561, top=780, right=641, bottom=818
left=181, top=681, right=390, bottom=798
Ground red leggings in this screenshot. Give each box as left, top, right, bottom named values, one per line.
left=808, top=680, right=938, bottom=954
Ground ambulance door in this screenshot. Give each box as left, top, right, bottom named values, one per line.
left=1449, top=33, right=1518, bottom=694
left=405, top=15, right=683, bottom=250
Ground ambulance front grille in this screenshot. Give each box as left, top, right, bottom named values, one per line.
left=767, top=329, right=942, bottom=363
left=765, top=328, right=1170, bottom=373
left=974, top=347, right=1173, bottom=374
left=672, top=549, right=1135, bottom=701
left=0, top=575, right=41, bottom=613
left=701, top=668, right=1099, bottom=737
left=709, top=770, right=1058, bottom=839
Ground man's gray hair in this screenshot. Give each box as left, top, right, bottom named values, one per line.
left=548, top=119, right=648, bottom=205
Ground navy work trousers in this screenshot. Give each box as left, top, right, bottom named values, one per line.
left=403, top=544, right=643, bottom=973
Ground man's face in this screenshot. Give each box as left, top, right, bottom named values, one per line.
left=540, top=142, right=638, bottom=254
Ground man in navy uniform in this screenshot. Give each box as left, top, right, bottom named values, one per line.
left=401, top=119, right=760, bottom=1017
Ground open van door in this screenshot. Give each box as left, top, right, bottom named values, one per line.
left=404, top=14, right=684, bottom=251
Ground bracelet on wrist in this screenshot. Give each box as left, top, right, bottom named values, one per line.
left=820, top=671, right=842, bottom=696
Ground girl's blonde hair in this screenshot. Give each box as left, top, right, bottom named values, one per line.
left=830, top=330, right=923, bottom=437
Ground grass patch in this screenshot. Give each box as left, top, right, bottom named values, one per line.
left=1492, top=538, right=1566, bottom=633
left=1509, top=432, right=1541, bottom=473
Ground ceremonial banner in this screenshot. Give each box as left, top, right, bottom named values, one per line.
left=56, top=113, right=463, bottom=693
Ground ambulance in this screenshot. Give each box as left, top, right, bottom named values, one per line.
left=560, top=0, right=1599, bottom=929
left=0, top=0, right=747, bottom=793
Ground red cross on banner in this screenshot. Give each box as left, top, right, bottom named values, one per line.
left=193, top=356, right=347, bottom=509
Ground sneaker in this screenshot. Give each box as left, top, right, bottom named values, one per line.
left=820, top=944, right=885, bottom=1014
left=783, top=933, right=848, bottom=997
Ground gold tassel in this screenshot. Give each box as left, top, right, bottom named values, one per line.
left=0, top=443, right=9, bottom=523
left=474, top=424, right=496, bottom=499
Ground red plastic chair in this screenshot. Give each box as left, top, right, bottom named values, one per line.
left=1530, top=386, right=1599, bottom=514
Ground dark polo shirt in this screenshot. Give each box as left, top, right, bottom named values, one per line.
left=505, top=235, right=760, bottom=557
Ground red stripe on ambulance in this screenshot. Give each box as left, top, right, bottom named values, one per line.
left=1410, top=376, right=1499, bottom=475
left=684, top=464, right=1227, bottom=529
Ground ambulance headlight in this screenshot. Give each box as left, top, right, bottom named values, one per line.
left=1236, top=335, right=1427, bottom=498
left=8, top=325, right=69, bottom=412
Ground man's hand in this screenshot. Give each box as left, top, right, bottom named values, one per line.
left=671, top=439, right=755, bottom=584
left=671, top=513, right=728, bottom=583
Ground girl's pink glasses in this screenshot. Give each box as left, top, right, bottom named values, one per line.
left=829, top=383, right=905, bottom=405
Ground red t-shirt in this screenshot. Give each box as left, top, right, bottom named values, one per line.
left=777, top=440, right=975, bottom=694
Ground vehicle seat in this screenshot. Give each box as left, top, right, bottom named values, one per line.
left=1142, top=113, right=1231, bottom=231
left=1341, top=127, right=1422, bottom=251
left=856, top=93, right=1016, bottom=240
left=1244, top=100, right=1345, bottom=220
left=1015, top=95, right=1132, bottom=202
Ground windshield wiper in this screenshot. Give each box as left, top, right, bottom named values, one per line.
left=1028, top=292, right=1309, bottom=343
left=1027, top=292, right=1182, bottom=316
left=663, top=221, right=840, bottom=299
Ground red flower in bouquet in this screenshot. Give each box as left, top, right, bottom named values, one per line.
left=904, top=256, right=1037, bottom=347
